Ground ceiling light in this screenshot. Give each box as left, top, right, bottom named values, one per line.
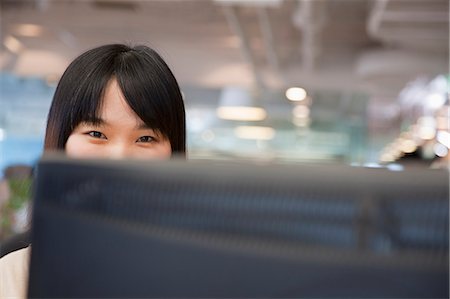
left=234, top=126, right=275, bottom=140
left=292, top=117, right=310, bottom=127
left=418, top=127, right=436, bottom=140
left=292, top=105, right=310, bottom=118
left=4, top=36, right=24, bottom=53
left=417, top=116, right=436, bottom=127
left=417, top=116, right=437, bottom=140
left=386, top=164, right=404, bottom=171
left=217, top=86, right=267, bottom=121
left=15, top=24, right=44, bottom=37
left=217, top=106, right=267, bottom=121
left=434, top=143, right=448, bottom=158
left=426, top=93, right=446, bottom=110
left=286, top=87, right=307, bottom=102
left=380, top=153, right=395, bottom=163
left=399, top=139, right=417, bottom=153
left=437, top=130, right=450, bottom=148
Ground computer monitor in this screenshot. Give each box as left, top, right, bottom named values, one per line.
left=28, top=156, right=449, bottom=298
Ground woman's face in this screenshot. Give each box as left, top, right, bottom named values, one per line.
left=65, top=79, right=172, bottom=160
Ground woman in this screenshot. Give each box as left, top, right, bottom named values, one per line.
left=0, top=43, right=186, bottom=298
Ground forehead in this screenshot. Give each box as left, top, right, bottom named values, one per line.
left=98, top=79, right=145, bottom=126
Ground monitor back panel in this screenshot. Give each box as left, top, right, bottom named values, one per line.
left=28, top=158, right=449, bottom=298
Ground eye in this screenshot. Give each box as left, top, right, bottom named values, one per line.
left=88, top=131, right=107, bottom=139
left=136, top=136, right=155, bottom=143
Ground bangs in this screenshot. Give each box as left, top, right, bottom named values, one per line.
left=70, top=76, right=111, bottom=130
left=114, top=48, right=185, bottom=150
left=71, top=76, right=167, bottom=142
left=115, top=73, right=171, bottom=138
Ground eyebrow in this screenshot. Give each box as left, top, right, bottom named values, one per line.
left=136, top=123, right=154, bottom=130
left=82, top=117, right=155, bottom=130
left=83, top=117, right=106, bottom=126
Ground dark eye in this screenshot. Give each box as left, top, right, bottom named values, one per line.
left=137, top=136, right=154, bottom=143
left=88, top=131, right=106, bottom=139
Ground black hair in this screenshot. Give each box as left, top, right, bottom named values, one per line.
left=44, top=43, right=186, bottom=154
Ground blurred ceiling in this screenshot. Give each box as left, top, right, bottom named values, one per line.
left=0, top=0, right=448, bottom=94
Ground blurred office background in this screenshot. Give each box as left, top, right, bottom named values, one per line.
left=0, top=1, right=448, bottom=237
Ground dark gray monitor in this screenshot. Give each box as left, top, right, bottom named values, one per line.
left=28, top=157, right=449, bottom=298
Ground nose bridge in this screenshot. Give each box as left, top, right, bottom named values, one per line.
left=107, top=140, right=129, bottom=159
